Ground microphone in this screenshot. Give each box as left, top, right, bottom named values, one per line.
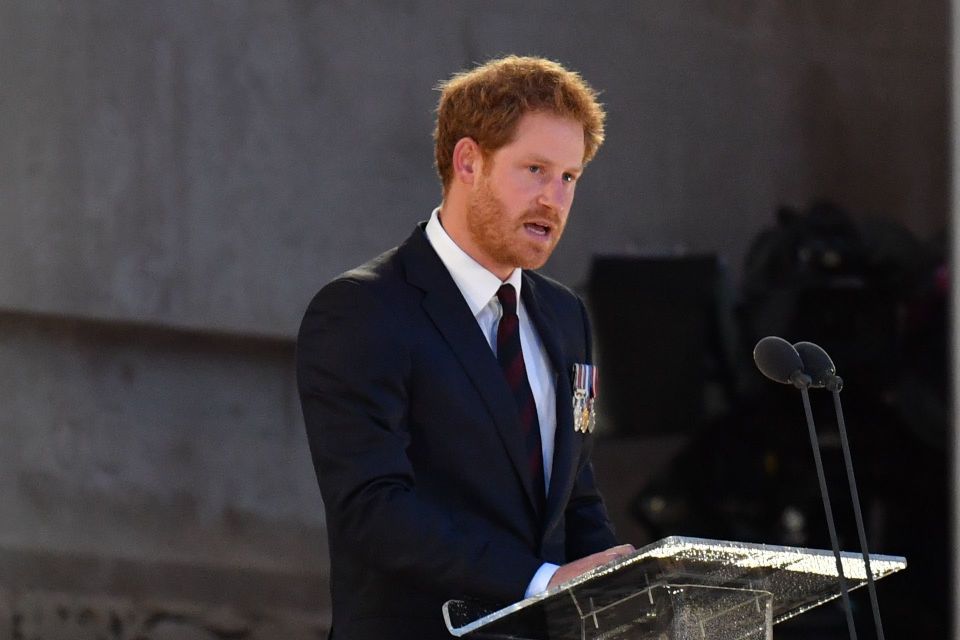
left=794, top=341, right=886, bottom=640
left=753, top=336, right=857, bottom=640
left=752, top=336, right=812, bottom=389
left=794, top=341, right=844, bottom=392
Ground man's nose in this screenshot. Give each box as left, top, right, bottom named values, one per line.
left=537, top=178, right=569, bottom=211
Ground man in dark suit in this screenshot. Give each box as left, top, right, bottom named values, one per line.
left=297, top=56, right=632, bottom=640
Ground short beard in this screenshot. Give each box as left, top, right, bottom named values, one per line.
left=466, top=174, right=559, bottom=272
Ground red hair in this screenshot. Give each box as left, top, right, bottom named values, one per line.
left=434, top=56, right=605, bottom=193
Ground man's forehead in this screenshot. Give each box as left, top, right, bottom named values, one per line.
left=500, top=113, right=587, bottom=165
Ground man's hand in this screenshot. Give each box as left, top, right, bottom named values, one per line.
left=547, top=544, right=636, bottom=590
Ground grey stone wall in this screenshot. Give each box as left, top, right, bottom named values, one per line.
left=0, top=0, right=947, bottom=633
left=2, top=586, right=327, bottom=640
left=0, top=1, right=946, bottom=337
left=0, top=312, right=322, bottom=568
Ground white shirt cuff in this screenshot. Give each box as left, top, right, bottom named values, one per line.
left=524, top=562, right=560, bottom=598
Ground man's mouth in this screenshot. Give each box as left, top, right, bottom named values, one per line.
left=523, top=222, right=551, bottom=237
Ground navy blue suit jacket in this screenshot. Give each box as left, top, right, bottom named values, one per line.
left=296, top=224, right=617, bottom=639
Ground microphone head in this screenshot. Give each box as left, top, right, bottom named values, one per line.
left=753, top=336, right=804, bottom=385
left=793, top=341, right=837, bottom=388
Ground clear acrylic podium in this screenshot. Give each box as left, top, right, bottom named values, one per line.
left=443, top=536, right=906, bottom=639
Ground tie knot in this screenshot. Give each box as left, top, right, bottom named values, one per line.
left=497, top=284, right=517, bottom=317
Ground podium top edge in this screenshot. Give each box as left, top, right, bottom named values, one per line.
left=652, top=535, right=907, bottom=565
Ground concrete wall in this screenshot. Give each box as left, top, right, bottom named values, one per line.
left=1, top=1, right=946, bottom=337
left=0, top=0, right=947, bottom=631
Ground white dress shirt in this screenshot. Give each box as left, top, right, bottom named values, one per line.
left=424, top=207, right=560, bottom=596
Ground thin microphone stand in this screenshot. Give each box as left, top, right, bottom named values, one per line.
left=799, top=385, right=858, bottom=640
left=830, top=380, right=885, bottom=640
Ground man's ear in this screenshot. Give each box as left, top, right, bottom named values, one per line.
left=451, top=137, right=483, bottom=186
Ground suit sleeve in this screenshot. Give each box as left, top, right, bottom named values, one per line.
left=297, top=278, right=542, bottom=604
left=564, top=296, right=619, bottom=559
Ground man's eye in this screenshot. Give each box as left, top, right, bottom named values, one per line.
left=528, top=165, right=542, bottom=174
left=562, top=173, right=577, bottom=183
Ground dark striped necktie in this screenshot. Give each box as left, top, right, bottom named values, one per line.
left=496, top=284, right=546, bottom=506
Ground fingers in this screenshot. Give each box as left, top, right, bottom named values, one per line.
left=597, top=544, right=635, bottom=563
left=548, top=544, right=637, bottom=589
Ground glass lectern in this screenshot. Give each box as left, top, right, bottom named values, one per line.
left=444, top=536, right=906, bottom=639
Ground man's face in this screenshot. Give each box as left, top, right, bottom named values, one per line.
left=465, top=111, right=586, bottom=278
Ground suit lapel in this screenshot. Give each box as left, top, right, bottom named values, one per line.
left=399, top=226, right=541, bottom=514
left=521, top=273, right=580, bottom=533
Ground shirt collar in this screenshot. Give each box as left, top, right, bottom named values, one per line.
left=424, top=207, right=523, bottom=316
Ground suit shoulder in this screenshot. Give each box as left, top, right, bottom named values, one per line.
left=306, top=246, right=406, bottom=305
left=298, top=244, right=415, bottom=338
left=333, top=245, right=404, bottom=290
